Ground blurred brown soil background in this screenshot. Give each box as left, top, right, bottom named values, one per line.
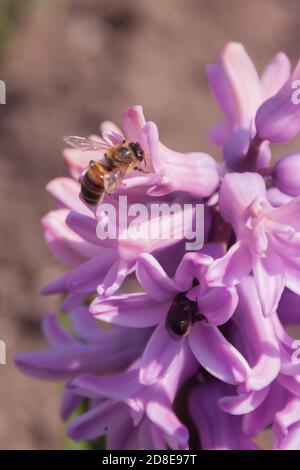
left=0, top=0, right=300, bottom=449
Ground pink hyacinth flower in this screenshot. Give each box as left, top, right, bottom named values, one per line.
left=15, top=308, right=151, bottom=381
left=90, top=247, right=248, bottom=386
left=207, top=172, right=300, bottom=316
left=207, top=42, right=290, bottom=169
left=42, top=186, right=198, bottom=299
left=64, top=105, right=220, bottom=198
left=67, top=341, right=197, bottom=450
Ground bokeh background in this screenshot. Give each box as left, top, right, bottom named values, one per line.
left=1, top=0, right=300, bottom=449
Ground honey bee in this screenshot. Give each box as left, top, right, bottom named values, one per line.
left=63, top=135, right=147, bottom=205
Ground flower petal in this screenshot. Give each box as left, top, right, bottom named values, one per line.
left=260, top=52, right=291, bottom=100
left=46, top=177, right=88, bottom=212
left=174, top=252, right=212, bottom=292
left=68, top=369, right=140, bottom=400
left=273, top=152, right=300, bottom=197
left=256, top=58, right=300, bottom=143
left=139, top=323, right=183, bottom=385
left=271, top=233, right=300, bottom=295
left=234, top=277, right=281, bottom=391
left=15, top=344, right=116, bottom=380
left=206, top=42, right=261, bottom=128
left=121, top=105, right=146, bottom=142
left=146, top=396, right=189, bottom=450
left=62, top=293, right=87, bottom=313
left=41, top=270, right=72, bottom=295
left=42, top=209, right=98, bottom=265
left=252, top=247, right=285, bottom=316
left=270, top=196, right=300, bottom=231
left=149, top=144, right=219, bottom=198
left=42, top=312, right=79, bottom=347
left=90, top=292, right=168, bottom=328
left=60, top=388, right=83, bottom=420
left=70, top=306, right=115, bottom=342
left=197, top=286, right=238, bottom=326
left=67, top=251, right=118, bottom=294
left=97, top=259, right=133, bottom=297
left=68, top=401, right=120, bottom=442
left=278, top=373, right=300, bottom=397
left=189, top=383, right=258, bottom=450
left=137, top=253, right=178, bottom=301
left=106, top=406, right=137, bottom=450
left=66, top=211, right=99, bottom=246
left=188, top=322, right=250, bottom=384
left=208, top=121, right=230, bottom=146
left=206, top=240, right=252, bottom=287
left=219, top=387, right=270, bottom=415
left=242, top=381, right=286, bottom=437
left=274, top=422, right=300, bottom=450
left=15, top=328, right=149, bottom=380
left=100, top=120, right=123, bottom=145
left=219, top=172, right=267, bottom=234
left=273, top=396, right=300, bottom=439
left=267, top=187, right=292, bottom=207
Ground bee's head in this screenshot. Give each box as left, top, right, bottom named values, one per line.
left=129, top=142, right=145, bottom=162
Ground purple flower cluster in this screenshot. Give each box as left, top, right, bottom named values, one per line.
left=16, top=42, right=300, bottom=449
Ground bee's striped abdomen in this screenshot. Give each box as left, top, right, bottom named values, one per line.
left=80, top=163, right=106, bottom=205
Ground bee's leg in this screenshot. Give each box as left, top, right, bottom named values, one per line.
left=104, top=153, right=113, bottom=166
left=134, top=166, right=150, bottom=174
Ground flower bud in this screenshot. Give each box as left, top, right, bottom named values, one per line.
left=255, top=59, right=300, bottom=143
left=267, top=187, right=292, bottom=207
left=273, top=152, right=300, bottom=196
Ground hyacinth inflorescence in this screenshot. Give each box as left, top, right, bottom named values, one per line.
left=15, top=42, right=300, bottom=450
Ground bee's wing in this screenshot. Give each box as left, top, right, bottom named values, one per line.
left=63, top=135, right=112, bottom=152
left=103, top=166, right=128, bottom=194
